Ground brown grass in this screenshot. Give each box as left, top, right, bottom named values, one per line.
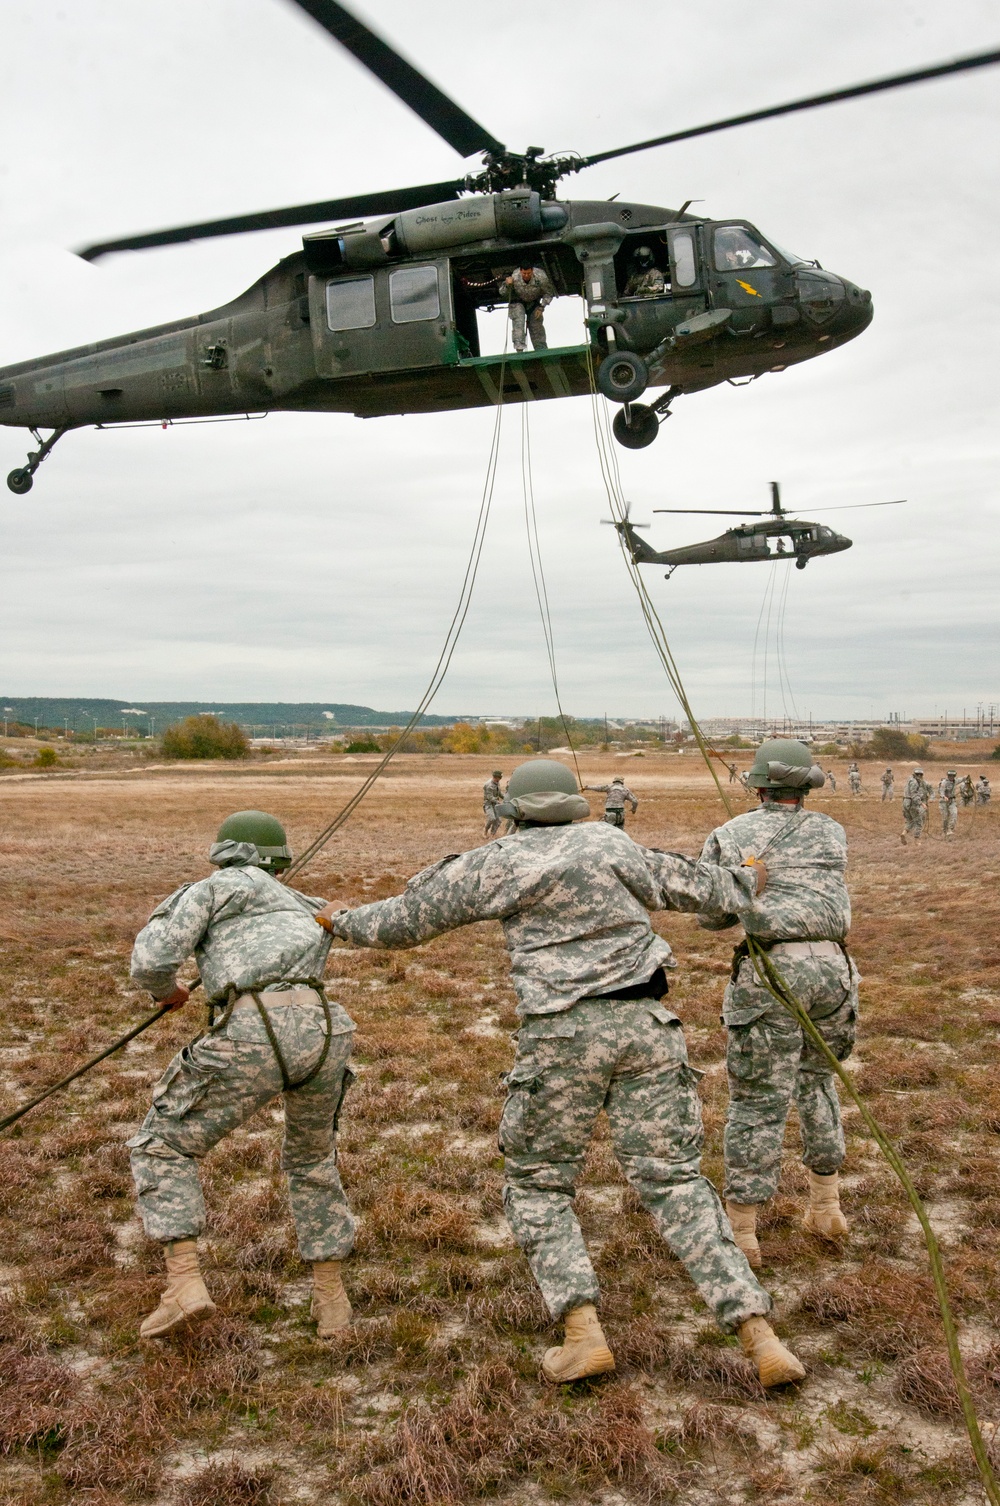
left=2, top=755, right=1000, bottom=1503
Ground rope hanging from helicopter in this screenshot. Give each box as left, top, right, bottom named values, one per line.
left=283, top=341, right=510, bottom=883
left=584, top=355, right=999, bottom=1502
left=750, top=562, right=800, bottom=732
left=519, top=406, right=583, bottom=786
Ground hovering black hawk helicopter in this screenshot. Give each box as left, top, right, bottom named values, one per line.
left=612, top=484, right=904, bottom=577
left=1, top=2, right=997, bottom=493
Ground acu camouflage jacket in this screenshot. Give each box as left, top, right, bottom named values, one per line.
left=696, top=805, right=851, bottom=943
left=329, top=820, right=757, bottom=1016
left=131, top=857, right=330, bottom=1003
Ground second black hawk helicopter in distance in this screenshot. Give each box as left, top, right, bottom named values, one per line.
left=1, top=3, right=997, bottom=493
left=611, top=484, right=905, bottom=577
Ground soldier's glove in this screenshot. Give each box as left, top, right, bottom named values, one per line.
left=316, top=902, right=349, bottom=934
left=742, top=857, right=768, bottom=895
left=158, top=984, right=190, bottom=1011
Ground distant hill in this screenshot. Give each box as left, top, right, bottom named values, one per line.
left=0, top=698, right=464, bottom=734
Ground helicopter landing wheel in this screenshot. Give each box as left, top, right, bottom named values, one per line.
left=7, top=468, right=32, bottom=495
left=612, top=403, right=659, bottom=449
left=597, top=350, right=648, bottom=403
left=795, top=557, right=808, bottom=570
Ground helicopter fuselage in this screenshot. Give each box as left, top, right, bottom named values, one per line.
left=618, top=516, right=852, bottom=573
left=0, top=193, right=872, bottom=446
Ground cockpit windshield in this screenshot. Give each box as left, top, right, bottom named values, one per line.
left=713, top=226, right=776, bottom=271
left=768, top=240, right=814, bottom=268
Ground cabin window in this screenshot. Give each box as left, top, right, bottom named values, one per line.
left=670, top=230, right=697, bottom=288
left=326, top=276, right=376, bottom=331
left=714, top=226, right=776, bottom=271
left=390, top=265, right=440, bottom=323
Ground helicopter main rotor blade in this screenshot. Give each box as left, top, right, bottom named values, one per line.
left=76, top=180, right=465, bottom=261
left=652, top=508, right=769, bottom=516
left=287, top=0, right=505, bottom=159
left=579, top=47, right=1000, bottom=169
left=797, top=500, right=907, bottom=513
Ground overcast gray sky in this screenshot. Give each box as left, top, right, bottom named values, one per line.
left=1, top=0, right=997, bottom=720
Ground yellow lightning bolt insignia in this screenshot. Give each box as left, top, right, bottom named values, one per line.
left=737, top=279, right=761, bottom=297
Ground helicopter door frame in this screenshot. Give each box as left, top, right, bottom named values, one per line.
left=309, top=258, right=457, bottom=380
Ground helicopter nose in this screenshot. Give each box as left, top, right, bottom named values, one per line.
left=841, top=280, right=873, bottom=334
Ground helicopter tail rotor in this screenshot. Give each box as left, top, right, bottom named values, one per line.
left=601, top=502, right=650, bottom=529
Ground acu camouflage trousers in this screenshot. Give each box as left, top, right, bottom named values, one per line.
left=500, top=996, right=770, bottom=1330
left=128, top=990, right=356, bottom=1262
left=509, top=300, right=547, bottom=351
left=902, top=799, right=927, bottom=840
left=723, top=944, right=858, bottom=1204
left=940, top=798, right=958, bottom=835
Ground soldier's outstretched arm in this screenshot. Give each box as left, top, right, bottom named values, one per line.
left=324, top=847, right=513, bottom=950
left=130, top=881, right=218, bottom=999
left=640, top=846, right=760, bottom=918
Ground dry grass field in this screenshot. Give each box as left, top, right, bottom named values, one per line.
left=2, top=751, right=1000, bottom=1506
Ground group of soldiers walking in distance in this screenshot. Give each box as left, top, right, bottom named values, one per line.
left=727, top=754, right=990, bottom=843
left=120, top=737, right=875, bottom=1393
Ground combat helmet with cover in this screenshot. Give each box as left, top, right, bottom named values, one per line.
left=501, top=759, right=588, bottom=825
left=748, top=739, right=825, bottom=794
left=214, top=810, right=292, bottom=870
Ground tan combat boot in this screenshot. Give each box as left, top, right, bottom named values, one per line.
left=541, top=1303, right=616, bottom=1384
left=738, top=1316, right=806, bottom=1387
left=140, top=1239, right=216, bottom=1339
left=726, top=1201, right=762, bottom=1268
left=312, top=1260, right=352, bottom=1337
left=803, top=1170, right=848, bottom=1241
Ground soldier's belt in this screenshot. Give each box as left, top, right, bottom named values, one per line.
left=731, top=937, right=848, bottom=982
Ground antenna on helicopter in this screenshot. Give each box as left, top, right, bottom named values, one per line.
left=601, top=502, right=650, bottom=529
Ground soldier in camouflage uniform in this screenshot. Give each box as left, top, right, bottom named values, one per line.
left=826, top=769, right=837, bottom=792
left=977, top=774, right=992, bottom=805
left=584, top=775, right=638, bottom=828
left=959, top=774, right=976, bottom=808
left=900, top=767, right=932, bottom=844
left=938, top=770, right=959, bottom=837
left=318, top=759, right=805, bottom=1389
left=128, top=810, right=356, bottom=1341
left=483, top=770, right=505, bottom=838
left=696, top=741, right=858, bottom=1269
left=880, top=767, right=894, bottom=801
left=848, top=763, right=862, bottom=795
left=503, top=265, right=555, bottom=352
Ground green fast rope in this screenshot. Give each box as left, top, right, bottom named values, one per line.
left=284, top=338, right=511, bottom=883
left=519, top=404, right=583, bottom=787
left=586, top=358, right=999, bottom=1501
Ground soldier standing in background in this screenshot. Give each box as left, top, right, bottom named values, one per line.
left=483, top=769, right=505, bottom=838
left=318, top=760, right=805, bottom=1389
left=826, top=769, right=838, bottom=792
left=901, top=767, right=933, bottom=844
left=977, top=774, right=992, bottom=805
left=696, top=741, right=858, bottom=1270
left=128, top=811, right=356, bottom=1342
left=960, top=774, right=976, bottom=808
left=848, top=764, right=862, bottom=796
left=585, top=775, right=638, bottom=828
left=880, top=767, right=894, bottom=801
left=938, top=769, right=959, bottom=837
left=728, top=762, right=739, bottom=784
left=502, top=265, right=555, bottom=352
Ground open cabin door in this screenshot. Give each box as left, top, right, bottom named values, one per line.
left=309, top=261, right=457, bottom=378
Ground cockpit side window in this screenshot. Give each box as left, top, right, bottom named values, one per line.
left=714, top=226, right=777, bottom=272
left=669, top=229, right=698, bottom=288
